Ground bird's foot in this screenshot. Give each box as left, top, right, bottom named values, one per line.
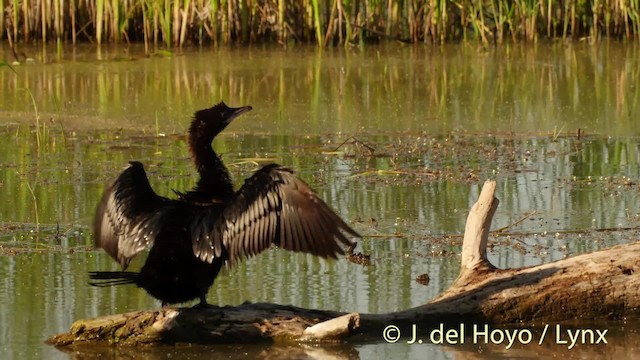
left=192, top=296, right=219, bottom=309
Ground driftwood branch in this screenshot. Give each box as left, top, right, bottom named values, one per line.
left=460, top=180, right=498, bottom=274
left=48, top=180, right=640, bottom=348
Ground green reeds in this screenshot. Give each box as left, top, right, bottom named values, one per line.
left=26, top=182, right=40, bottom=233
left=22, top=87, right=43, bottom=149
left=0, top=0, right=3, bottom=41
left=1, top=0, right=639, bottom=47
left=96, top=0, right=104, bottom=44
left=311, top=0, right=324, bottom=46
left=12, top=0, right=18, bottom=44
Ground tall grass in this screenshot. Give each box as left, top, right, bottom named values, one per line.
left=1, top=0, right=639, bottom=47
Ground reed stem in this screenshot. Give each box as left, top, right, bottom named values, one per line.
left=0, top=0, right=638, bottom=46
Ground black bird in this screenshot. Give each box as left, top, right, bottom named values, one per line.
left=90, top=102, right=359, bottom=307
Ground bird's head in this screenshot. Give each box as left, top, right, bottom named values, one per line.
left=189, top=101, right=253, bottom=144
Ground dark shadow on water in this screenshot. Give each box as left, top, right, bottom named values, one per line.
left=52, top=342, right=361, bottom=360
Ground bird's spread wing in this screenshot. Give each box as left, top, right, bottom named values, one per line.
left=93, top=161, right=171, bottom=269
left=192, top=164, right=359, bottom=264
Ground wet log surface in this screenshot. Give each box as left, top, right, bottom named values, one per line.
left=48, top=180, right=640, bottom=347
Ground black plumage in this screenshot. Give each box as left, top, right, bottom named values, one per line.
left=90, top=102, right=359, bottom=307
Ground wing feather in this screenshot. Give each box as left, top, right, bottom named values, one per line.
left=193, top=164, right=359, bottom=264
left=267, top=210, right=278, bottom=249
left=93, top=161, right=171, bottom=269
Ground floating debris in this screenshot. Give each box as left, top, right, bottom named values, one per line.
left=346, top=242, right=371, bottom=266
left=415, top=273, right=430, bottom=286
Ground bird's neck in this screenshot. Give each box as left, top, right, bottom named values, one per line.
left=190, top=139, right=235, bottom=202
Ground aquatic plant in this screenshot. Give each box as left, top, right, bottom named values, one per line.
left=0, top=0, right=639, bottom=47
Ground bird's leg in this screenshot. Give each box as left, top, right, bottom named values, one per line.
left=192, top=294, right=217, bottom=309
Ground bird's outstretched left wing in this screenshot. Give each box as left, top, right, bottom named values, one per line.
left=94, top=161, right=172, bottom=269
left=191, top=164, right=359, bottom=264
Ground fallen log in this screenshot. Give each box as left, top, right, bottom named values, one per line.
left=48, top=180, right=640, bottom=347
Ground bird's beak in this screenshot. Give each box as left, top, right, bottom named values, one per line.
left=227, top=105, right=253, bottom=123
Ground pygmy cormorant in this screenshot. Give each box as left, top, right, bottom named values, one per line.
left=89, top=102, right=359, bottom=307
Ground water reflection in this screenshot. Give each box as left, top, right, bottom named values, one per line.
left=1, top=128, right=639, bottom=359
left=53, top=342, right=363, bottom=360
left=1, top=44, right=640, bottom=359
left=1, top=43, right=640, bottom=136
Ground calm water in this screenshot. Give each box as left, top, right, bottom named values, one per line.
left=1, top=42, right=640, bottom=359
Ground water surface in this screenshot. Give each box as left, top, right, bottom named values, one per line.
left=1, top=43, right=640, bottom=359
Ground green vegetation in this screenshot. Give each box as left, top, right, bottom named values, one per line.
left=1, top=0, right=639, bottom=48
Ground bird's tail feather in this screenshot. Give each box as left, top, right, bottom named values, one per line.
left=88, top=271, right=138, bottom=287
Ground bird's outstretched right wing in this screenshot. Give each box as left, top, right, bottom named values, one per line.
left=93, top=161, right=171, bottom=269
left=191, top=164, right=359, bottom=265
